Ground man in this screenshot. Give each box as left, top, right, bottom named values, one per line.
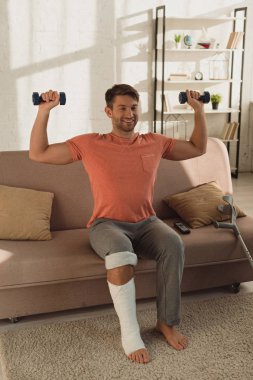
left=30, top=84, right=207, bottom=364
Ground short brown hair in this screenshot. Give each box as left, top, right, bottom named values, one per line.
left=105, top=84, right=139, bottom=108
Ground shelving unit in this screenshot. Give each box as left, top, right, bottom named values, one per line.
left=153, top=5, right=247, bottom=178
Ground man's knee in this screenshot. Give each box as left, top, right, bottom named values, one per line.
left=158, top=232, right=184, bottom=262
left=172, top=233, right=184, bottom=253
left=105, top=251, right=138, bottom=285
left=107, top=265, right=134, bottom=285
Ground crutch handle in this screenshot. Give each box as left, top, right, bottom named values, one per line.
left=214, top=222, right=234, bottom=229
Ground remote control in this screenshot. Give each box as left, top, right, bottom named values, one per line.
left=174, top=222, right=191, bottom=234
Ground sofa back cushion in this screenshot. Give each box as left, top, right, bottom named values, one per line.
left=0, top=152, right=93, bottom=230
left=0, top=184, right=54, bottom=240
left=0, top=138, right=232, bottom=230
left=153, top=137, right=232, bottom=219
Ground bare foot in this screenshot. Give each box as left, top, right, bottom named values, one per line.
left=156, top=321, right=188, bottom=351
left=128, top=348, right=150, bottom=364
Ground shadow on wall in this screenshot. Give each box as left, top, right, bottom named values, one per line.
left=116, top=9, right=154, bottom=131
left=0, top=0, right=116, bottom=151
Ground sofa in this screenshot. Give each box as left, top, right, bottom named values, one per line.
left=0, top=137, right=253, bottom=321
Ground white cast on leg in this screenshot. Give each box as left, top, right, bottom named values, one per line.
left=108, top=278, right=146, bottom=355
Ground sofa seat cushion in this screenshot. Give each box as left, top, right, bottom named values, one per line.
left=0, top=229, right=156, bottom=288
left=164, top=216, right=253, bottom=266
left=1, top=215, right=252, bottom=289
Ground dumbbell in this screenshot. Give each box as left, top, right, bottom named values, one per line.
left=32, top=92, right=66, bottom=105
left=179, top=91, right=210, bottom=104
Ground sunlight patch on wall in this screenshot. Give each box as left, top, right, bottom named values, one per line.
left=15, top=58, right=93, bottom=145
left=7, top=0, right=97, bottom=70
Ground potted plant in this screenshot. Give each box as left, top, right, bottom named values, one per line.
left=174, top=34, right=182, bottom=49
left=211, top=93, right=222, bottom=110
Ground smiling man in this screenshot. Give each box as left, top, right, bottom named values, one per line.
left=30, top=84, right=207, bottom=364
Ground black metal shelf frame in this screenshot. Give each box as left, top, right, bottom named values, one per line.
left=229, top=7, right=247, bottom=178
left=153, top=5, right=165, bottom=134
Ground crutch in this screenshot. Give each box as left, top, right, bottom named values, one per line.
left=214, top=195, right=253, bottom=270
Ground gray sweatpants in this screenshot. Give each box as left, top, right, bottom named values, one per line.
left=89, top=216, right=184, bottom=326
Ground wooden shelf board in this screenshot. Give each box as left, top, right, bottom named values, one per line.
left=161, top=48, right=244, bottom=52
left=166, top=17, right=245, bottom=21
left=166, top=80, right=235, bottom=84
left=163, top=108, right=239, bottom=115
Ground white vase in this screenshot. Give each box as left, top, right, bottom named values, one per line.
left=175, top=42, right=181, bottom=49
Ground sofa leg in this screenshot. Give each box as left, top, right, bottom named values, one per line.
left=229, top=282, right=241, bottom=294
left=9, top=317, right=21, bottom=324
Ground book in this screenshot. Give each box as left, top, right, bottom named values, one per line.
left=234, top=32, right=244, bottom=49
left=225, top=122, right=234, bottom=139
left=226, top=32, right=244, bottom=49
left=226, top=32, right=236, bottom=49
left=161, top=94, right=172, bottom=112
left=220, top=122, right=231, bottom=140
left=228, top=122, right=239, bottom=140
left=221, top=122, right=239, bottom=140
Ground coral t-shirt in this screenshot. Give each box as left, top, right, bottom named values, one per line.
left=66, top=132, right=175, bottom=227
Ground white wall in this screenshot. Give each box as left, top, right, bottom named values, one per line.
left=0, top=0, right=252, bottom=170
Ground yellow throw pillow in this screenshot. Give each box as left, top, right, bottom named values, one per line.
left=163, top=181, right=246, bottom=229
left=0, top=185, right=54, bottom=240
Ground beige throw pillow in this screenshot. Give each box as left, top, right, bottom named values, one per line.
left=163, top=181, right=245, bottom=229
left=0, top=185, right=54, bottom=240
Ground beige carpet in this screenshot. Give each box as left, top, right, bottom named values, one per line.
left=0, top=293, right=253, bottom=380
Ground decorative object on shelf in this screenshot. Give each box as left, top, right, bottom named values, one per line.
left=211, top=93, right=222, bottom=110
left=196, top=27, right=211, bottom=49
left=209, top=38, right=216, bottom=49
left=194, top=71, right=203, bottom=80
left=165, top=119, right=188, bottom=140
left=184, top=35, right=193, bottom=49
left=209, top=54, right=229, bottom=80
left=174, top=33, right=182, bottom=49
left=197, top=42, right=210, bottom=49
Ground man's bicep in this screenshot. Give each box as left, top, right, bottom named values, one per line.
left=169, top=140, right=202, bottom=161
left=30, top=142, right=73, bottom=165
left=46, top=142, right=74, bottom=164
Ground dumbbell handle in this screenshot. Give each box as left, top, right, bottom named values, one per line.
left=179, top=91, right=210, bottom=104
left=32, top=92, right=66, bottom=105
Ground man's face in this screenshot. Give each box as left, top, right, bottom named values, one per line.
left=105, top=95, right=139, bottom=134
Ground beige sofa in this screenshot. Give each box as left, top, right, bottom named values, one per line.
left=0, top=137, right=253, bottom=321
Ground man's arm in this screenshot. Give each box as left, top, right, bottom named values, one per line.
left=169, top=90, right=208, bottom=161
left=29, top=90, right=73, bottom=165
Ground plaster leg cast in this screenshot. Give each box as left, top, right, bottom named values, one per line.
left=106, top=251, right=146, bottom=358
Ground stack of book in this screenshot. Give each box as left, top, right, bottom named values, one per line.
left=220, top=122, right=239, bottom=140
left=168, top=73, right=189, bottom=81
left=226, top=32, right=244, bottom=49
